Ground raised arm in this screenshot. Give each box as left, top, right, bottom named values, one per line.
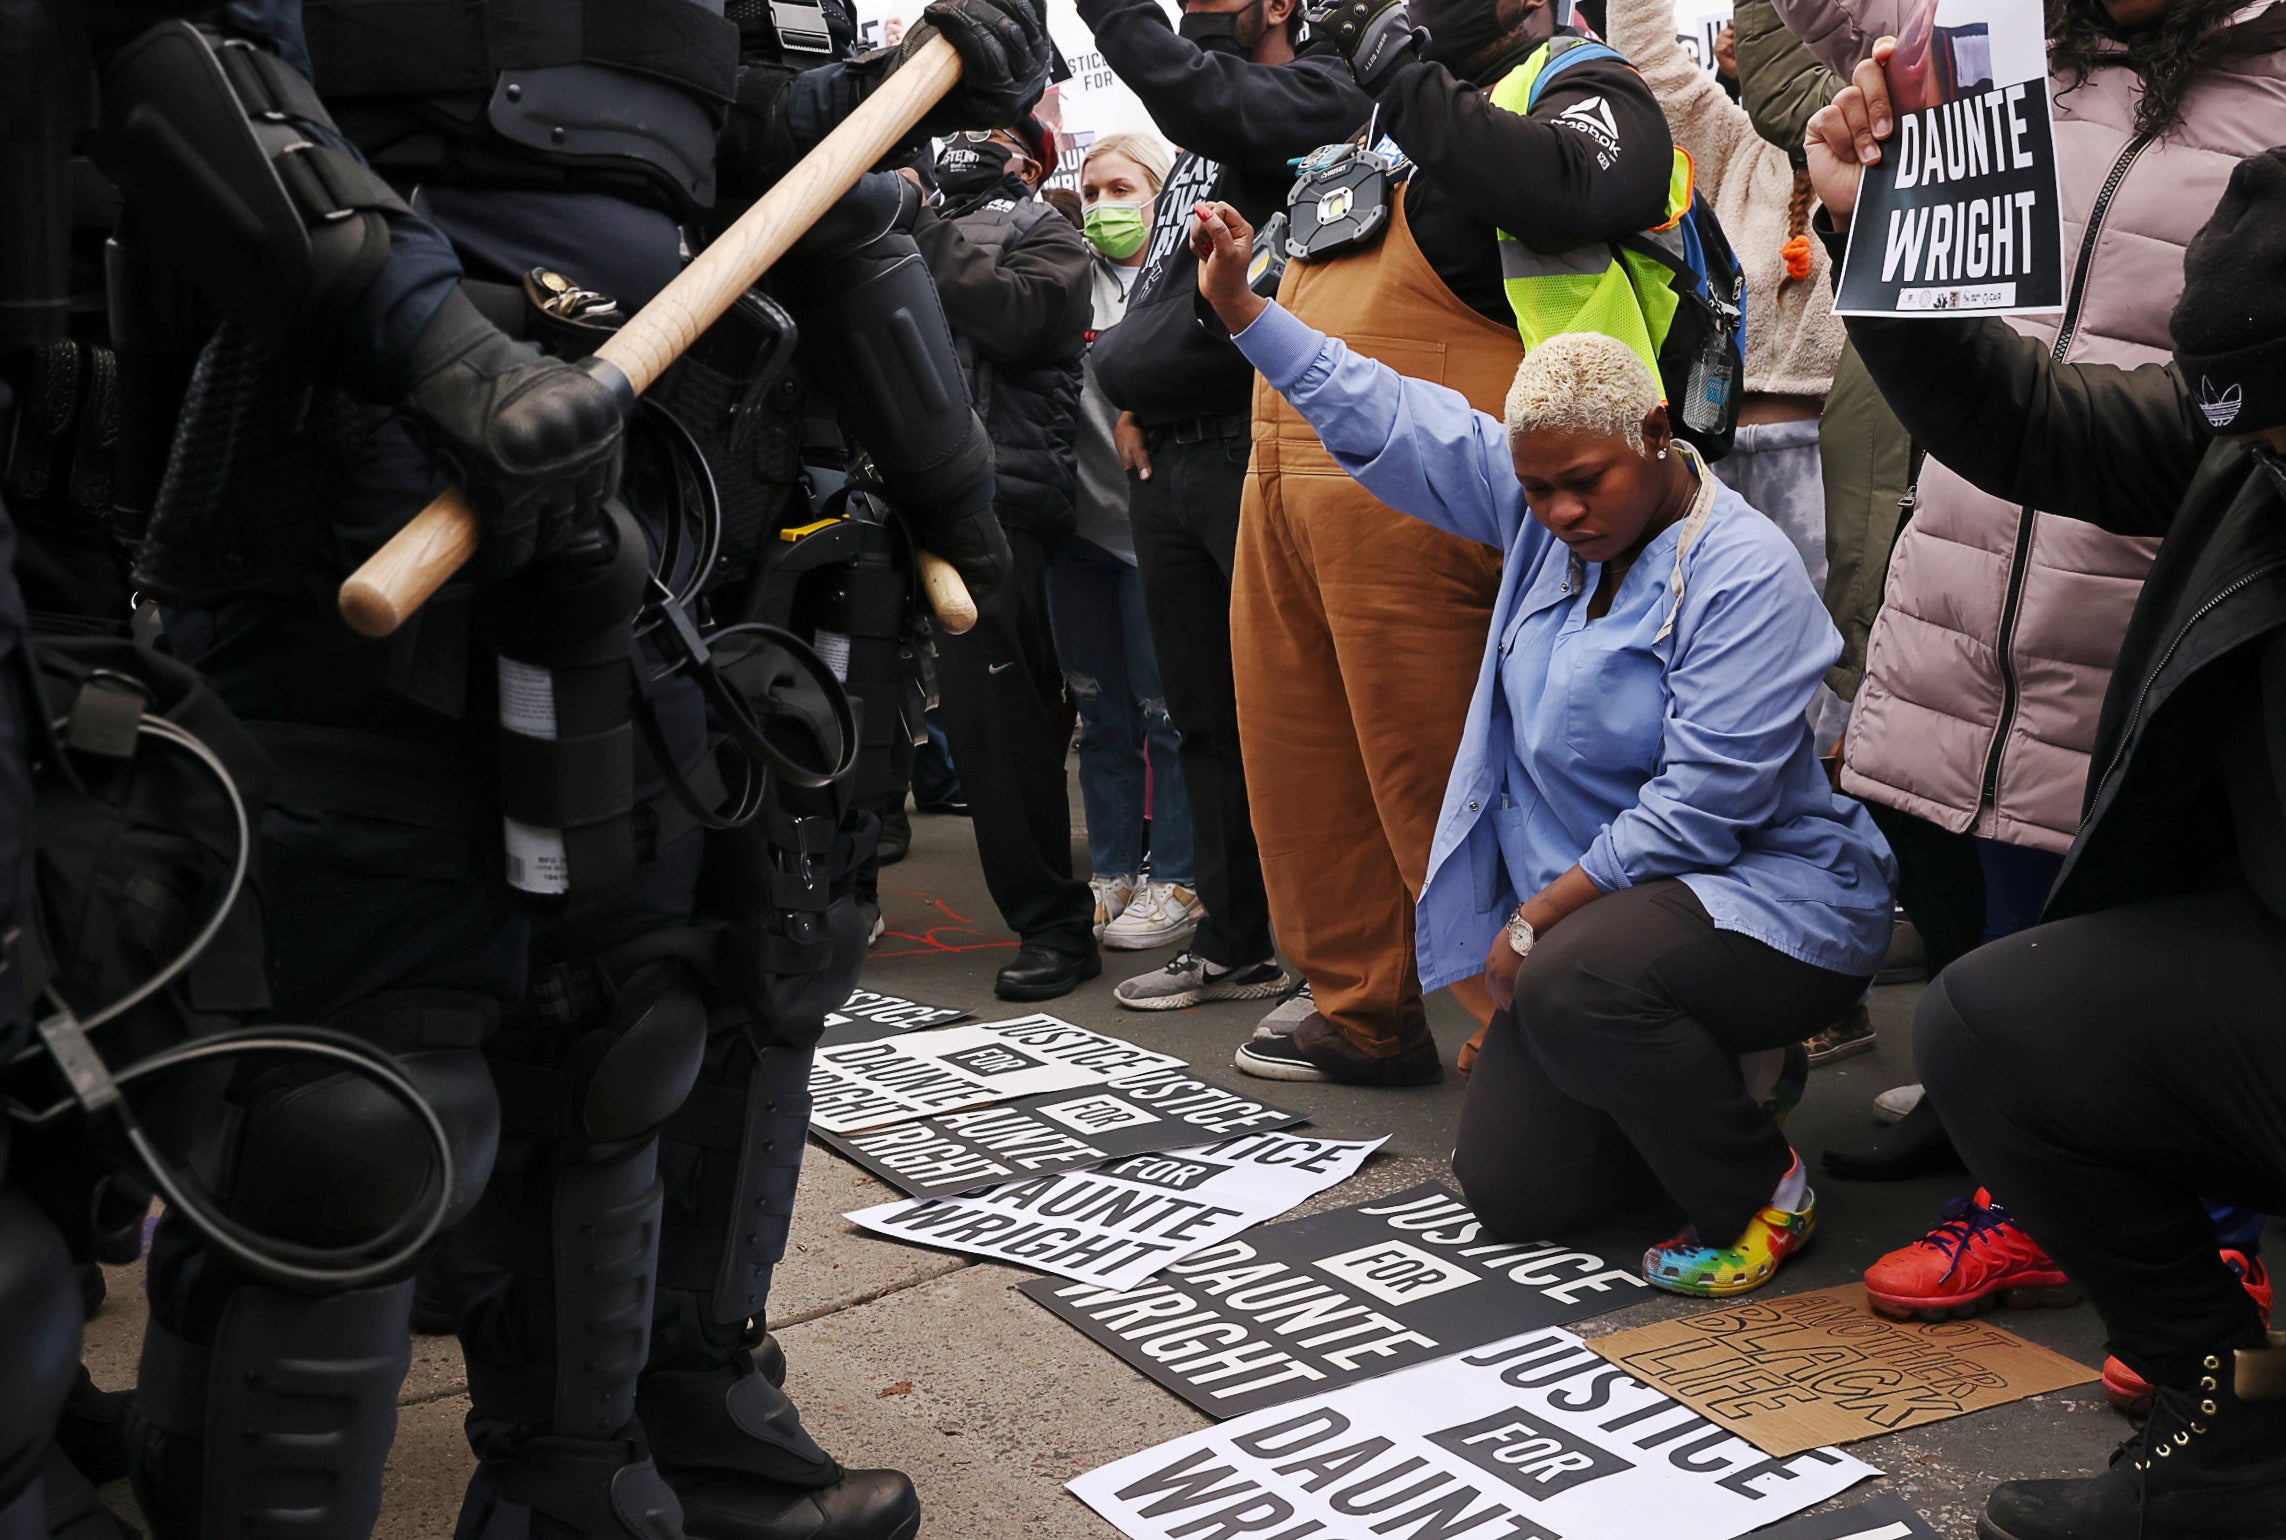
left=1605, top=0, right=1753, bottom=203
left=1733, top=0, right=1842, bottom=159
left=1842, top=306, right=2206, bottom=539
left=1370, top=49, right=1673, bottom=253
left=1771, top=0, right=1910, bottom=76
left=1233, top=304, right=1527, bottom=550
left=1076, top=0, right=1370, bottom=186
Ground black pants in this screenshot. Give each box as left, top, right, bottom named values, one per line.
left=1917, top=885, right=2286, bottom=1392
left=1454, top=880, right=1872, bottom=1245
left=1869, top=802, right=1986, bottom=976
left=934, top=523, right=1093, bottom=956
left=1129, top=428, right=1274, bottom=967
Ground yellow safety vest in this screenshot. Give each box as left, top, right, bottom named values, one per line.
left=1490, top=38, right=1696, bottom=394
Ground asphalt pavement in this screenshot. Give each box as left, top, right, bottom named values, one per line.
left=80, top=775, right=2131, bottom=1539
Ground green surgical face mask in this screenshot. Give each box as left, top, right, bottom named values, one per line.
left=1084, top=201, right=1151, bottom=260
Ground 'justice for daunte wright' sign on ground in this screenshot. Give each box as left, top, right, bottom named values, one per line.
left=1024, top=1183, right=1648, bottom=1418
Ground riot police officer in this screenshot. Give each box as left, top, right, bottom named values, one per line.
left=285, top=3, right=1043, bottom=1540
left=0, top=5, right=1037, bottom=1540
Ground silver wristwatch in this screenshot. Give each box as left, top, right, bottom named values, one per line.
left=1506, top=910, right=1537, bottom=957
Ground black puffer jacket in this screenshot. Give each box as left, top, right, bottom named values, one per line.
left=912, top=179, right=1091, bottom=545
left=1841, top=270, right=2286, bottom=929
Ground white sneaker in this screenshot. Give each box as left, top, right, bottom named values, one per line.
left=1100, top=881, right=1204, bottom=951
left=1874, top=1083, right=1926, bottom=1123
left=1090, top=873, right=1138, bottom=939
left=1253, top=981, right=1315, bottom=1040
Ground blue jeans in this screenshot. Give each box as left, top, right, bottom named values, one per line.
left=1047, top=537, right=1194, bottom=886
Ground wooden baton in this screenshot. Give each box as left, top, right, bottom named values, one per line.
left=338, top=35, right=979, bottom=639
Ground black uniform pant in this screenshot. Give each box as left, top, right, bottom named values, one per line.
left=934, top=524, right=1094, bottom=957
left=1454, top=880, right=1871, bottom=1247
left=1917, top=885, right=2286, bottom=1392
left=1130, top=428, right=1274, bottom=967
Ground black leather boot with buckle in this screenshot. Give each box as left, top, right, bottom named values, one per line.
left=1978, top=1334, right=2286, bottom=1539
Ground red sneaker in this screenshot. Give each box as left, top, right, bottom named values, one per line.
left=1863, top=1189, right=2081, bottom=1321
left=2103, top=1250, right=2274, bottom=1415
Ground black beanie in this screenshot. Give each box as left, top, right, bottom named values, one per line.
left=2172, top=146, right=2286, bottom=436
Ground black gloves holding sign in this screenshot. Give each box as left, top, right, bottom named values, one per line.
left=395, top=289, right=628, bottom=580
left=901, top=0, right=1056, bottom=134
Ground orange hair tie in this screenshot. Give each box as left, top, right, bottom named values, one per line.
left=1781, top=234, right=1814, bottom=281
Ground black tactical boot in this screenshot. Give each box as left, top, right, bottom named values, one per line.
left=1979, top=1340, right=2286, bottom=1539
left=639, top=1362, right=920, bottom=1540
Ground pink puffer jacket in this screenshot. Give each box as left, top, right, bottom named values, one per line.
left=1774, top=0, right=2286, bottom=851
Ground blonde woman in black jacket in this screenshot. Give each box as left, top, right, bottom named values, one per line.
left=1809, top=66, right=2286, bottom=1540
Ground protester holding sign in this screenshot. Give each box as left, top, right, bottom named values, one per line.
left=1772, top=0, right=2286, bottom=1197
left=1807, top=64, right=2286, bottom=1533
left=1190, top=201, right=1895, bottom=1297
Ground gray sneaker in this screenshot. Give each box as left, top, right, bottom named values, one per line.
left=1115, top=951, right=1291, bottom=1011
left=1253, top=981, right=1316, bottom=1040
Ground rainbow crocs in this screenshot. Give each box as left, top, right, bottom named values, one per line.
left=1643, top=1189, right=1819, bottom=1297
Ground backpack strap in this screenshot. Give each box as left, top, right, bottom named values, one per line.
left=1522, top=36, right=1626, bottom=111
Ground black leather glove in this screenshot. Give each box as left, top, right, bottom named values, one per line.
left=395, top=289, right=627, bottom=578
left=909, top=480, right=1013, bottom=608
left=902, top=0, right=1053, bottom=133
left=1310, top=0, right=1422, bottom=91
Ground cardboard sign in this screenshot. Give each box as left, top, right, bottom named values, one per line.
left=845, top=1133, right=1383, bottom=1290
left=1750, top=1493, right=1945, bottom=1540
left=807, top=1014, right=1187, bottom=1134
left=816, top=1067, right=1306, bottom=1198
left=1589, top=1283, right=2098, bottom=1456
left=1024, top=1182, right=1650, bottom=1417
left=1071, top=1327, right=1876, bottom=1540
left=1834, top=0, right=2064, bottom=317
left=818, top=990, right=969, bottom=1044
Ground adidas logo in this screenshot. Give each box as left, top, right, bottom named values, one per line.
left=1557, top=95, right=1622, bottom=147
left=2201, top=376, right=2244, bottom=429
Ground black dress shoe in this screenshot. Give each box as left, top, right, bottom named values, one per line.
left=875, top=809, right=910, bottom=867
left=1821, top=1098, right=1965, bottom=1181
left=994, top=943, right=1100, bottom=1002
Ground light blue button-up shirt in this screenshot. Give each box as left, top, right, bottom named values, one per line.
left=1233, top=302, right=1896, bottom=986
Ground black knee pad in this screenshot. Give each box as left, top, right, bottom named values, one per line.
left=223, top=991, right=500, bottom=1248
left=0, top=1193, right=80, bottom=1516
left=579, top=972, right=708, bottom=1145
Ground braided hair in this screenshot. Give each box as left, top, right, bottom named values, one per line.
left=1778, top=168, right=1817, bottom=291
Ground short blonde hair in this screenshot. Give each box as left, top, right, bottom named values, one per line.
left=1503, top=332, right=1663, bottom=455
left=1083, top=132, right=1175, bottom=195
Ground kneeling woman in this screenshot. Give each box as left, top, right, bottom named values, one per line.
left=1193, top=203, right=1895, bottom=1295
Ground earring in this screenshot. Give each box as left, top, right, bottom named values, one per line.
left=1657, top=448, right=1669, bottom=459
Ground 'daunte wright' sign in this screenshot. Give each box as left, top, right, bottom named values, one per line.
left=1023, top=1182, right=1648, bottom=1418
left=1835, top=0, right=2063, bottom=317
left=844, top=1133, right=1382, bottom=1290
left=815, top=1068, right=1306, bottom=1198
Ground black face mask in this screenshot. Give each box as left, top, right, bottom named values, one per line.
left=1412, top=0, right=1524, bottom=71
left=1179, top=3, right=1260, bottom=55
left=936, top=139, right=1017, bottom=198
